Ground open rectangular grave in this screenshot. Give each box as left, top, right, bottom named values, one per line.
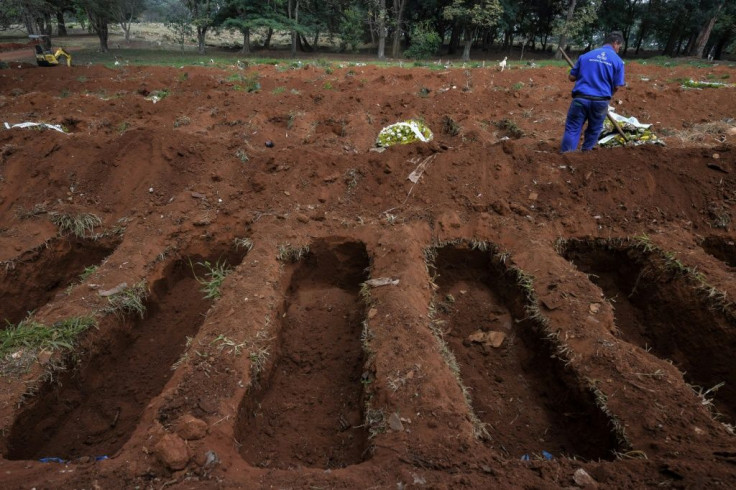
left=700, top=236, right=736, bottom=268
left=430, top=244, right=620, bottom=461
left=236, top=239, right=370, bottom=469
left=561, top=237, right=736, bottom=423
left=0, top=237, right=120, bottom=326
left=3, top=248, right=247, bottom=461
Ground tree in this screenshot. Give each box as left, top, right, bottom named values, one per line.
left=555, top=0, right=599, bottom=57
left=687, top=0, right=726, bottom=57
left=376, top=0, right=388, bottom=58
left=217, top=1, right=289, bottom=54
left=340, top=6, right=365, bottom=52
left=113, top=0, right=147, bottom=42
left=443, top=0, right=502, bottom=61
left=555, top=0, right=577, bottom=58
left=181, top=0, right=221, bottom=54
left=165, top=0, right=194, bottom=49
left=75, top=0, right=114, bottom=51
left=390, top=0, right=408, bottom=57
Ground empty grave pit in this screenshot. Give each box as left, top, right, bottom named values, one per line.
left=0, top=237, right=120, bottom=326
left=700, top=236, right=736, bottom=268
left=3, top=248, right=247, bottom=461
left=431, top=245, right=619, bottom=461
left=236, top=239, right=370, bottom=469
left=561, top=238, right=736, bottom=422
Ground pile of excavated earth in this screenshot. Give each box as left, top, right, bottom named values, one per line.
left=0, top=54, right=735, bottom=488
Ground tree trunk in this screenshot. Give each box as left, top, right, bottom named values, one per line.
left=197, top=26, right=207, bottom=54
left=97, top=23, right=109, bottom=52
left=713, top=32, right=730, bottom=60
left=391, top=0, right=406, bottom=58
left=461, top=40, right=472, bottom=61
left=662, top=9, right=685, bottom=56
left=689, top=1, right=724, bottom=58
left=264, top=28, right=273, bottom=49
left=298, top=33, right=312, bottom=52
left=448, top=24, right=461, bottom=54
left=242, top=28, right=250, bottom=54
left=56, top=11, right=67, bottom=36
left=122, top=16, right=132, bottom=42
left=377, top=0, right=386, bottom=59
left=289, top=0, right=299, bottom=58
left=555, top=0, right=577, bottom=60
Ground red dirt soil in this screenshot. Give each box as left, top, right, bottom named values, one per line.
left=0, top=55, right=735, bottom=489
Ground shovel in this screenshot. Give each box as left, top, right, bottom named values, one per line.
left=558, top=47, right=629, bottom=142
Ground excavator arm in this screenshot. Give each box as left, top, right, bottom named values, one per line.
left=54, top=48, right=72, bottom=67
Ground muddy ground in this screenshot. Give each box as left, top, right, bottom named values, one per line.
left=0, top=49, right=735, bottom=489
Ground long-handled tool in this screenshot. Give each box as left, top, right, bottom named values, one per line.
left=558, top=46, right=628, bottom=142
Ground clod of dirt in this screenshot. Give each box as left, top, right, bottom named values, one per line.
left=154, top=434, right=190, bottom=471
left=176, top=415, right=208, bottom=441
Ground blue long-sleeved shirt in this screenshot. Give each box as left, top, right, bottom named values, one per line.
left=570, top=45, right=625, bottom=99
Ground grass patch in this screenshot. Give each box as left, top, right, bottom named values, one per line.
left=442, top=116, right=461, bottom=136
left=79, top=265, right=98, bottom=281
left=495, top=118, right=525, bottom=139
left=1, top=316, right=96, bottom=359
left=50, top=212, right=102, bottom=238
left=276, top=243, right=310, bottom=263
left=193, top=260, right=232, bottom=300
left=104, top=281, right=148, bottom=318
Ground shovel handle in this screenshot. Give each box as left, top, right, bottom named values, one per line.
left=557, top=46, right=629, bottom=142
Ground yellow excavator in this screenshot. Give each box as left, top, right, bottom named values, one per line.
left=30, top=35, right=72, bottom=67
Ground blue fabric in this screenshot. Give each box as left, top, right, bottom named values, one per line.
left=570, top=45, right=625, bottom=98
left=561, top=98, right=610, bottom=152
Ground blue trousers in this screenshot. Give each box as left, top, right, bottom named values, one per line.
left=560, top=98, right=609, bottom=152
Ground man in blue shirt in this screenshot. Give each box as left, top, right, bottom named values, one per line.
left=561, top=32, right=625, bottom=152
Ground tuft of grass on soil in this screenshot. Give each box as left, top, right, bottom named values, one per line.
left=50, top=212, right=102, bottom=238
left=79, top=265, right=98, bottom=281
left=0, top=316, right=96, bottom=359
left=104, top=281, right=148, bottom=318
left=277, top=243, right=310, bottom=263
left=233, top=237, right=254, bottom=251
left=193, top=259, right=232, bottom=300
left=495, top=118, right=525, bottom=139
left=442, top=116, right=461, bottom=136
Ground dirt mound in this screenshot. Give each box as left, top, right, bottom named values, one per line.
left=0, top=60, right=735, bottom=488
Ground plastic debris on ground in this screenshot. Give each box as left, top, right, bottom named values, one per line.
left=598, top=109, right=663, bottom=148
left=521, top=451, right=554, bottom=461
left=376, top=120, right=433, bottom=147
left=3, top=121, right=67, bottom=134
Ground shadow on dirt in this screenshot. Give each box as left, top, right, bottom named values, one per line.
left=431, top=245, right=619, bottom=461
left=236, top=239, right=370, bottom=469
left=3, top=247, right=247, bottom=461
left=0, top=237, right=120, bottom=326
left=701, top=236, right=736, bottom=268
left=561, top=238, right=736, bottom=423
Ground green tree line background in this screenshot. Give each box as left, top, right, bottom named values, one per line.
left=1, top=0, right=734, bottom=61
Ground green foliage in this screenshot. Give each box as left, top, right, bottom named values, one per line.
left=80, top=265, right=98, bottom=281
left=339, top=7, right=365, bottom=53
left=443, top=0, right=503, bottom=33
left=194, top=260, right=232, bottom=300
left=404, top=21, right=442, bottom=60
left=0, top=316, right=96, bottom=358
left=165, top=2, right=195, bottom=50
